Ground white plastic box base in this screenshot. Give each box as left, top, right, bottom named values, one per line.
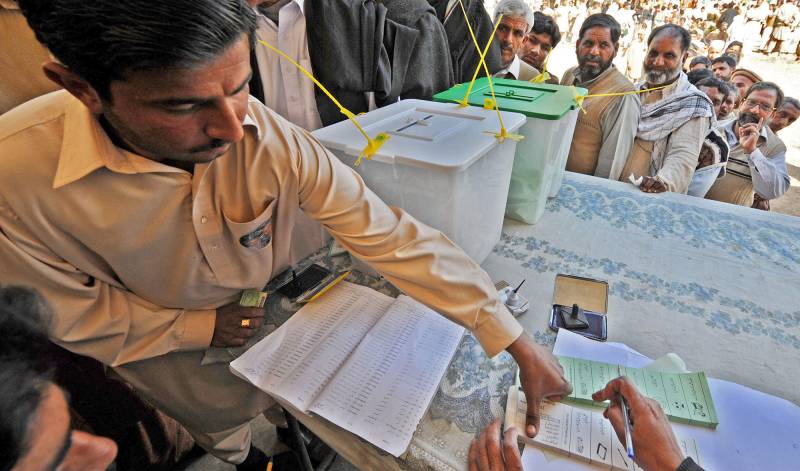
left=333, top=143, right=516, bottom=263
left=505, top=108, right=580, bottom=224
left=312, top=100, right=525, bottom=263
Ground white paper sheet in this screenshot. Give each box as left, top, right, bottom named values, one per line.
left=230, top=282, right=395, bottom=411
left=521, top=330, right=800, bottom=470
left=309, top=295, right=464, bottom=456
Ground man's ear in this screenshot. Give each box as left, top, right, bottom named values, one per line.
left=42, top=62, right=104, bottom=114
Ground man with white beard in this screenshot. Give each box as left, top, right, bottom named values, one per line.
left=620, top=24, right=714, bottom=194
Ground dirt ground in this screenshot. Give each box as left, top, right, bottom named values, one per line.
left=545, top=43, right=800, bottom=217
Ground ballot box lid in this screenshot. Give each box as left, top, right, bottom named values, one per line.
left=433, top=78, right=587, bottom=121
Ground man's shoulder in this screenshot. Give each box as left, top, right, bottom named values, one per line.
left=0, top=90, right=70, bottom=143
left=603, top=67, right=636, bottom=93
left=0, top=91, right=69, bottom=187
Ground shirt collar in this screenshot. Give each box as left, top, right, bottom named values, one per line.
left=52, top=95, right=262, bottom=189
left=496, top=55, right=522, bottom=79
left=571, top=65, right=615, bottom=86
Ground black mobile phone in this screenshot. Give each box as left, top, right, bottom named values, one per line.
left=548, top=304, right=607, bottom=341
left=276, top=264, right=332, bottom=299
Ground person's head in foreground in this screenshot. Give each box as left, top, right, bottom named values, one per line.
left=696, top=77, right=732, bottom=119
left=737, top=81, right=783, bottom=131
left=687, top=67, right=713, bottom=85
left=643, top=24, right=690, bottom=86
left=769, top=97, right=800, bottom=133
left=711, top=55, right=736, bottom=81
left=468, top=377, right=697, bottom=471
left=520, top=12, right=561, bottom=71
left=689, top=55, right=712, bottom=71
left=575, top=14, right=621, bottom=81
left=17, top=0, right=257, bottom=168
left=0, top=286, right=117, bottom=471
left=729, top=69, right=763, bottom=106
left=494, top=0, right=534, bottom=68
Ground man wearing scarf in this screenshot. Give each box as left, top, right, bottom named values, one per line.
left=620, top=24, right=714, bottom=194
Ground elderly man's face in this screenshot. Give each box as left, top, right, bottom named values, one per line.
left=739, top=88, right=779, bottom=125
left=643, top=33, right=685, bottom=85
left=576, top=26, right=617, bottom=81
left=769, top=103, right=800, bottom=133
left=520, top=31, right=554, bottom=71
left=712, top=61, right=733, bottom=81
left=496, top=16, right=529, bottom=68
left=730, top=74, right=755, bottom=99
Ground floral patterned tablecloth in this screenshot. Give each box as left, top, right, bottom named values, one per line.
left=231, top=172, right=800, bottom=470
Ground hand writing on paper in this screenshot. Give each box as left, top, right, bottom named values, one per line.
left=639, top=176, right=668, bottom=193
left=211, top=301, right=265, bottom=347
left=468, top=419, right=523, bottom=471
left=506, top=333, right=572, bottom=437
left=592, top=377, right=684, bottom=471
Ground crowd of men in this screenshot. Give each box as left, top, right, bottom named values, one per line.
left=0, top=0, right=796, bottom=471
left=491, top=0, right=797, bottom=208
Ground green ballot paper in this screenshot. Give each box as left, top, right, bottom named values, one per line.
left=557, top=355, right=719, bottom=429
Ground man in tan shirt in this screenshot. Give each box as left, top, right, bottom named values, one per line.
left=1, top=0, right=570, bottom=465
left=560, top=14, right=639, bottom=180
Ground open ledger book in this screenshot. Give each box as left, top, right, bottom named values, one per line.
left=230, top=282, right=465, bottom=457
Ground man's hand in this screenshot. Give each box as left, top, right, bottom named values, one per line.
left=592, top=377, right=684, bottom=471
left=640, top=176, right=668, bottom=193
left=738, top=120, right=761, bottom=154
left=751, top=193, right=771, bottom=211
left=468, top=419, right=523, bottom=471
left=506, top=334, right=572, bottom=437
left=211, top=301, right=265, bottom=347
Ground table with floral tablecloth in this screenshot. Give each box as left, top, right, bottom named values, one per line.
left=224, top=172, right=800, bottom=470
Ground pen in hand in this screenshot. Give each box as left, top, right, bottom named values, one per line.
left=617, top=365, right=635, bottom=460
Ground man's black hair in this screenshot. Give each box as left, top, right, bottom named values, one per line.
left=690, top=55, right=713, bottom=68
left=745, top=81, right=785, bottom=109
left=0, top=287, right=54, bottom=471
left=696, top=77, right=732, bottom=97
left=17, top=0, right=257, bottom=100
left=782, top=97, right=800, bottom=110
left=688, top=68, right=714, bottom=85
left=578, top=13, right=621, bottom=44
left=647, top=24, right=691, bottom=53
left=712, top=55, right=737, bottom=68
left=532, top=11, right=562, bottom=48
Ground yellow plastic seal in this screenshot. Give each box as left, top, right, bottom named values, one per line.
left=256, top=39, right=389, bottom=165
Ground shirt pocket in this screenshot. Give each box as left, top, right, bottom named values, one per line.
left=220, top=200, right=276, bottom=287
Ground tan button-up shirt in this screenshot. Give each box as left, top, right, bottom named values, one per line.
left=0, top=91, right=522, bottom=366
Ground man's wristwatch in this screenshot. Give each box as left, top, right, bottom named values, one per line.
left=676, top=457, right=705, bottom=471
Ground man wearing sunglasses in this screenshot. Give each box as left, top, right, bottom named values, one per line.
left=705, top=82, right=789, bottom=210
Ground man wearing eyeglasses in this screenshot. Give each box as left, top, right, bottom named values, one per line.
left=705, top=82, right=790, bottom=210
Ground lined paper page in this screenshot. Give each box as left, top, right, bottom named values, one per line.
left=230, top=282, right=395, bottom=411
left=507, top=388, right=702, bottom=471
left=557, top=356, right=718, bottom=428
left=309, top=295, right=465, bottom=457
